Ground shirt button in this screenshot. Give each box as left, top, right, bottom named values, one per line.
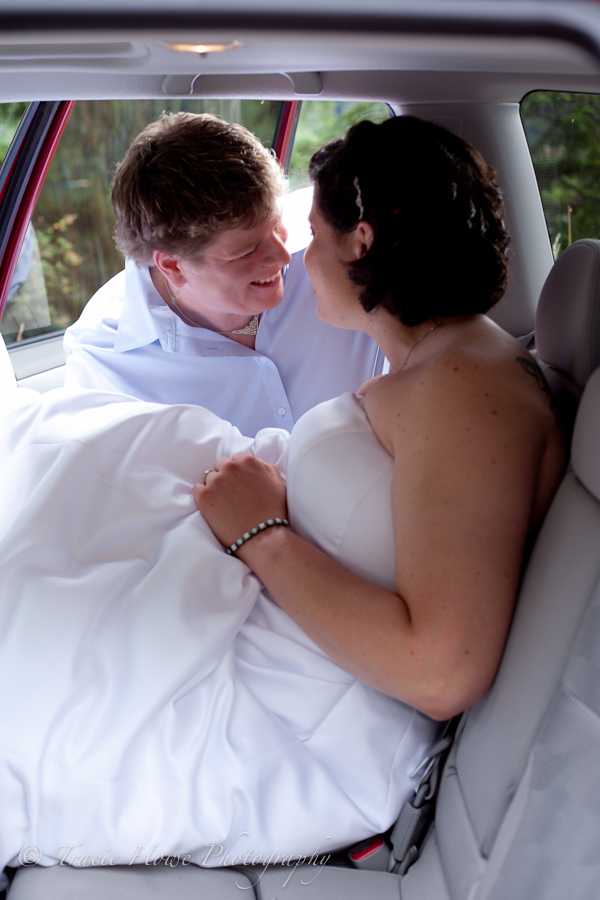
left=260, top=357, right=268, bottom=363
left=278, top=407, right=286, bottom=416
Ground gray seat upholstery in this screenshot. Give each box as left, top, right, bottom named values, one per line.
left=535, top=238, right=600, bottom=440
left=398, top=245, right=600, bottom=899
left=5, top=241, right=600, bottom=899
left=401, top=366, right=600, bottom=900
left=6, top=860, right=258, bottom=899
left=5, top=860, right=407, bottom=900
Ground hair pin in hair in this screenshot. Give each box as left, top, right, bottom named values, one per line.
left=353, top=176, right=364, bottom=221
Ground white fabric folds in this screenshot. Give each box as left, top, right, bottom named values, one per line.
left=0, top=387, right=437, bottom=872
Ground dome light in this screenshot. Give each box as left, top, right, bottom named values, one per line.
left=162, top=40, right=241, bottom=56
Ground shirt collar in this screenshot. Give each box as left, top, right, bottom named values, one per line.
left=113, top=258, right=266, bottom=358
left=113, top=259, right=161, bottom=353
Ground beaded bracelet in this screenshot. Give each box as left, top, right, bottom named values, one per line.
left=225, top=518, right=290, bottom=556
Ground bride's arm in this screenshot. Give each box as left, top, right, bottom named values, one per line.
left=194, top=358, right=561, bottom=722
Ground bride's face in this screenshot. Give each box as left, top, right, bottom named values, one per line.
left=304, top=198, right=368, bottom=330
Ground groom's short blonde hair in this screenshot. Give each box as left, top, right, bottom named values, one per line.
left=112, top=112, right=285, bottom=265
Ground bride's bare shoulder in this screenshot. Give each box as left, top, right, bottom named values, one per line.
left=357, top=374, right=387, bottom=396
left=363, top=326, right=564, bottom=459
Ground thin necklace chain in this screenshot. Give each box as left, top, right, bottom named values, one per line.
left=163, top=276, right=201, bottom=328
left=163, top=275, right=261, bottom=336
left=399, top=323, right=439, bottom=372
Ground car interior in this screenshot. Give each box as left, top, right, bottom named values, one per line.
left=2, top=1, right=600, bottom=898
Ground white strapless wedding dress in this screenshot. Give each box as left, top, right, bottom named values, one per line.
left=0, top=388, right=438, bottom=871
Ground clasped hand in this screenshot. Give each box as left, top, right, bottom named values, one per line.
left=193, top=453, right=288, bottom=551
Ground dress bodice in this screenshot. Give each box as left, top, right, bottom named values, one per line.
left=286, top=392, right=396, bottom=591
left=237, top=392, right=439, bottom=826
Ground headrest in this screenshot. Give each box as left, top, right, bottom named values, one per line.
left=0, top=333, right=17, bottom=396
left=536, top=239, right=600, bottom=390
left=572, top=366, right=600, bottom=502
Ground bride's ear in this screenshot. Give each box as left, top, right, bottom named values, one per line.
left=350, top=221, right=374, bottom=260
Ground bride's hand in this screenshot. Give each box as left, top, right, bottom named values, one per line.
left=193, top=453, right=288, bottom=550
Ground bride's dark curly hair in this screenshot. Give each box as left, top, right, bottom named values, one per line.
left=308, top=116, right=509, bottom=327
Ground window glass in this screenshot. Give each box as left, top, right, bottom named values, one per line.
left=0, top=101, right=27, bottom=165
left=1, top=99, right=282, bottom=345
left=289, top=100, right=391, bottom=190
left=521, top=91, right=600, bottom=259
left=1, top=222, right=49, bottom=342
left=1, top=98, right=390, bottom=346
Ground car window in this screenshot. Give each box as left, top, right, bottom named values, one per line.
left=0, top=98, right=390, bottom=346
left=289, top=100, right=391, bottom=190
left=521, top=90, right=600, bottom=259
left=0, top=99, right=282, bottom=346
left=0, top=102, right=27, bottom=166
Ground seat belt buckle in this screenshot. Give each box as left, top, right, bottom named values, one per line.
left=347, top=835, right=391, bottom=871
left=389, top=796, right=435, bottom=875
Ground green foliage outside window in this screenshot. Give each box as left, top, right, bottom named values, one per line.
left=35, top=214, right=83, bottom=329
left=0, top=102, right=26, bottom=164
left=521, top=91, right=600, bottom=259
left=289, top=101, right=390, bottom=190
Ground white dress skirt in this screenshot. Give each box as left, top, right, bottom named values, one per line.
left=0, top=387, right=439, bottom=871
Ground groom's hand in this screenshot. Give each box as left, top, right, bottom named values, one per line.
left=193, top=453, right=288, bottom=552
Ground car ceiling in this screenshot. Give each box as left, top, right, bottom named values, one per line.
left=0, top=1, right=599, bottom=103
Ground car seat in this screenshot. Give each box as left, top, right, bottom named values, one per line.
left=5, top=239, right=600, bottom=900
left=534, top=238, right=600, bottom=442
left=398, top=238, right=600, bottom=900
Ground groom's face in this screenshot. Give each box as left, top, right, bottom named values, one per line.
left=176, top=208, right=291, bottom=321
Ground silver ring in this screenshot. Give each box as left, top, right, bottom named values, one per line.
left=203, top=469, right=215, bottom=485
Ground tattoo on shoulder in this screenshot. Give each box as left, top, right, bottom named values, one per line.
left=515, top=356, right=551, bottom=397
left=515, top=356, right=561, bottom=426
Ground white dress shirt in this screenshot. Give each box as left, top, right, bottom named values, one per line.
left=64, top=212, right=382, bottom=436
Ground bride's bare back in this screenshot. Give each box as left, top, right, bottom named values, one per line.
left=362, top=315, right=566, bottom=715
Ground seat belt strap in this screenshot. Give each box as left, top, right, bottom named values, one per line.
left=389, top=714, right=462, bottom=875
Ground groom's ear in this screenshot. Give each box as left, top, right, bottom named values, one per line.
left=153, top=250, right=185, bottom=287
left=350, top=221, right=374, bottom=260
